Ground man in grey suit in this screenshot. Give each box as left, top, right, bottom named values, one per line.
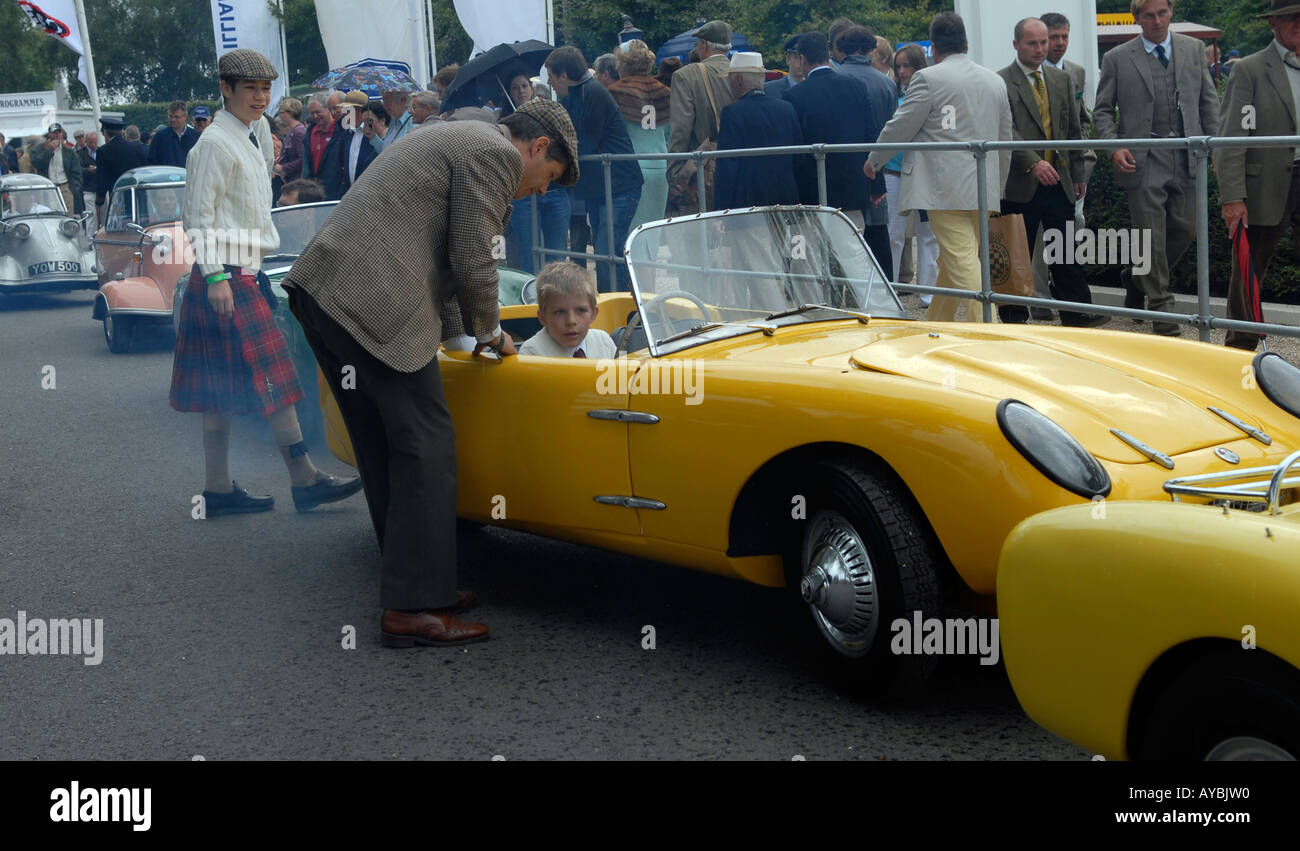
left=283, top=100, right=578, bottom=648
left=999, top=18, right=1107, bottom=328
left=1094, top=0, right=1220, bottom=336
left=1215, top=1, right=1300, bottom=351
left=866, top=11, right=1012, bottom=323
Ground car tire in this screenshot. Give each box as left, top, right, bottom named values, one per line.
left=785, top=456, right=943, bottom=699
left=1134, top=651, right=1300, bottom=761
left=104, top=312, right=133, bottom=354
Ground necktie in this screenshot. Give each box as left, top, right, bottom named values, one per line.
left=248, top=131, right=259, bottom=149
left=573, top=349, right=586, bottom=358
left=1032, top=70, right=1054, bottom=169
left=1155, top=44, right=1168, bottom=68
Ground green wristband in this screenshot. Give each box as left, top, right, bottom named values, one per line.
left=205, top=271, right=230, bottom=284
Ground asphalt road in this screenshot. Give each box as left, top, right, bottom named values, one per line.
left=0, top=289, right=1088, bottom=761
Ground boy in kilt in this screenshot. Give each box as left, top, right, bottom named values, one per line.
left=170, top=48, right=361, bottom=516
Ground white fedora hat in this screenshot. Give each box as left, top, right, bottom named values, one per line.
left=726, top=52, right=767, bottom=74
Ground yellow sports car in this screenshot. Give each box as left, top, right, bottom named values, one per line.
left=999, top=453, right=1300, bottom=760
left=318, top=206, right=1300, bottom=695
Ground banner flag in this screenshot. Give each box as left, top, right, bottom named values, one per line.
left=16, top=0, right=91, bottom=93
left=209, top=1, right=288, bottom=108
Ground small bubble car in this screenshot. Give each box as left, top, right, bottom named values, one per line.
left=317, top=206, right=1300, bottom=695
left=1000, top=445, right=1300, bottom=760
left=91, top=166, right=189, bottom=352
left=0, top=173, right=97, bottom=296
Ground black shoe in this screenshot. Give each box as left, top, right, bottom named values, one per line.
left=1121, top=268, right=1145, bottom=315
left=1062, top=312, right=1112, bottom=328
left=292, top=472, right=363, bottom=513
left=1152, top=321, right=1182, bottom=337
left=1030, top=307, right=1055, bottom=321
left=203, top=480, right=274, bottom=516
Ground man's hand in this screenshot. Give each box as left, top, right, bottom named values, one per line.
left=44, top=137, right=59, bottom=151
left=1111, top=148, right=1137, bottom=173
left=1222, top=201, right=1248, bottom=236
left=1031, top=160, right=1060, bottom=186
left=863, top=161, right=878, bottom=180
left=207, top=279, right=234, bottom=316
left=1074, top=182, right=1086, bottom=200
left=473, top=333, right=517, bottom=359
left=870, top=193, right=885, bottom=208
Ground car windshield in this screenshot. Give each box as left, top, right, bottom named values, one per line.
left=266, top=202, right=336, bottom=262
left=625, top=207, right=905, bottom=354
left=136, top=185, right=185, bottom=226
left=1, top=187, right=66, bottom=217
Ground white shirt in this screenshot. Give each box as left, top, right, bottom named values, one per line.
left=519, top=326, right=618, bottom=358
left=1015, top=58, right=1046, bottom=88
left=1141, top=32, right=1174, bottom=64
left=347, top=130, right=363, bottom=182
left=49, top=146, right=66, bottom=184
left=182, top=109, right=278, bottom=275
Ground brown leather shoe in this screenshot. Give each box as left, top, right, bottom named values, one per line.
left=380, top=610, right=490, bottom=647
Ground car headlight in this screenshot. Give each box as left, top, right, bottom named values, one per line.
left=997, top=399, right=1111, bottom=498
left=1255, top=352, right=1300, bottom=421
left=60, top=219, right=80, bottom=238
left=13, top=223, right=30, bottom=240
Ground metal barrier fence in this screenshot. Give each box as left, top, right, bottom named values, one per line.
left=526, top=135, right=1300, bottom=343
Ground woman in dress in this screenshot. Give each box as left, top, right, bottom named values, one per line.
left=608, top=40, right=671, bottom=233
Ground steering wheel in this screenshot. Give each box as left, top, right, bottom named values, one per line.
left=645, top=289, right=713, bottom=333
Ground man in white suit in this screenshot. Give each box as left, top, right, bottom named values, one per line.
left=866, top=11, right=1013, bottom=322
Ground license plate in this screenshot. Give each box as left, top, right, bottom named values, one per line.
left=28, top=261, right=81, bottom=275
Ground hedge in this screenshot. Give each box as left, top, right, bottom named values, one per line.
left=105, top=100, right=223, bottom=135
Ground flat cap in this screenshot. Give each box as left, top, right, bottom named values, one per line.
left=691, top=20, right=732, bottom=45
left=218, top=48, right=279, bottom=81
left=342, top=90, right=370, bottom=108
left=514, top=98, right=580, bottom=188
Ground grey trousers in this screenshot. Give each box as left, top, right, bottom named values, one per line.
left=1125, top=149, right=1196, bottom=315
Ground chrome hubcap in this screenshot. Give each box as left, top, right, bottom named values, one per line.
left=1205, top=736, right=1295, bottom=761
left=801, top=510, right=878, bottom=658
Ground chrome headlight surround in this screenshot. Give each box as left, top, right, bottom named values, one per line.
left=13, top=222, right=31, bottom=240
left=60, top=218, right=81, bottom=238
left=1254, top=352, right=1300, bottom=421
left=997, top=399, right=1111, bottom=498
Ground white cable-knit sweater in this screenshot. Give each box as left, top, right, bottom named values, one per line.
left=182, top=109, right=279, bottom=276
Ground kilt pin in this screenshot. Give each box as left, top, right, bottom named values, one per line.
left=170, top=266, right=304, bottom=417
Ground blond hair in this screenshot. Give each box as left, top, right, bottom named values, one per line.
left=616, top=40, right=656, bottom=78
left=536, top=261, right=596, bottom=311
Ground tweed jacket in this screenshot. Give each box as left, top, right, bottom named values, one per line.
left=29, top=143, right=83, bottom=199
left=998, top=62, right=1085, bottom=205
left=1094, top=32, right=1221, bottom=188
left=283, top=121, right=522, bottom=373
left=866, top=53, right=1012, bottom=214
left=1215, top=42, right=1299, bottom=227
left=1059, top=59, right=1097, bottom=183
left=666, top=53, right=734, bottom=184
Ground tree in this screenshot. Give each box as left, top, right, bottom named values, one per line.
left=79, top=0, right=218, bottom=103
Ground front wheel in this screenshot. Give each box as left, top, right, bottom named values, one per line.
left=786, top=457, right=943, bottom=699
left=104, top=312, right=133, bottom=353
left=1134, top=651, right=1300, bottom=761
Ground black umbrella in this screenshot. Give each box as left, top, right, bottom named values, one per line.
left=443, top=40, right=554, bottom=112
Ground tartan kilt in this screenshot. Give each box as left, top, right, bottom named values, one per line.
left=169, top=266, right=305, bottom=417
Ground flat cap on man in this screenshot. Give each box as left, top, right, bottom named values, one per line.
left=218, top=48, right=280, bottom=81
left=514, top=97, right=581, bottom=187
left=692, top=20, right=732, bottom=44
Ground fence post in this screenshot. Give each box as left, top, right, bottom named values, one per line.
left=815, top=147, right=828, bottom=207
left=529, top=191, right=540, bottom=273
left=696, top=150, right=708, bottom=213
left=1193, top=137, right=1212, bottom=343
left=974, top=143, right=993, bottom=323
left=604, top=155, right=616, bottom=290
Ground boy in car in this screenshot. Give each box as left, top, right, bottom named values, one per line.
left=519, top=261, right=617, bottom=358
